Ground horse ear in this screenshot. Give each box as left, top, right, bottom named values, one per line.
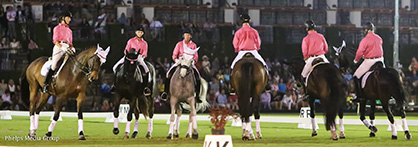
left=104, top=46, right=110, bottom=56
left=194, top=47, right=200, bottom=53
left=342, top=40, right=346, bottom=48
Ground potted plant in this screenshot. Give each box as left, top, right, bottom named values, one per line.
left=208, top=107, right=238, bottom=135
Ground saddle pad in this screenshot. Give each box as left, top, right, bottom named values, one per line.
left=41, top=61, right=52, bottom=76
left=362, top=71, right=373, bottom=88
left=305, top=62, right=328, bottom=87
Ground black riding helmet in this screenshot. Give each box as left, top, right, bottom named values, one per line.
left=59, top=11, right=72, bottom=24
left=135, top=26, right=145, bottom=33
left=183, top=28, right=193, bottom=36
left=304, top=20, right=315, bottom=30
left=363, top=22, right=375, bottom=32
left=240, top=14, right=251, bottom=23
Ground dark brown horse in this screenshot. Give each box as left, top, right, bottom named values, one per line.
left=285, top=57, right=346, bottom=140
left=334, top=41, right=412, bottom=140
left=231, top=53, right=268, bottom=140
left=21, top=45, right=110, bottom=140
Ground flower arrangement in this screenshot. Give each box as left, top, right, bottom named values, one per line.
left=208, top=107, right=238, bottom=134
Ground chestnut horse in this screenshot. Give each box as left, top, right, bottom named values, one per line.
left=21, top=44, right=110, bottom=140
left=231, top=53, right=268, bottom=140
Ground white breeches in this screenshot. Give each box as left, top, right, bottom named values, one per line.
left=301, top=55, right=329, bottom=78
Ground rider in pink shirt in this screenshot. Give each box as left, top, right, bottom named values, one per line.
left=43, top=11, right=73, bottom=93
left=161, top=29, right=202, bottom=103
left=230, top=14, right=267, bottom=71
left=352, top=22, right=385, bottom=102
left=113, top=26, right=151, bottom=95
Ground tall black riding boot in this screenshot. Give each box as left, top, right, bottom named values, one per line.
left=161, top=67, right=176, bottom=100
left=42, top=68, right=54, bottom=93
left=143, top=72, right=151, bottom=96
left=352, top=77, right=363, bottom=103
left=193, top=68, right=202, bottom=103
left=301, top=78, right=310, bottom=101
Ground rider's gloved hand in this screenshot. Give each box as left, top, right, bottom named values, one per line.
left=353, top=59, right=358, bottom=64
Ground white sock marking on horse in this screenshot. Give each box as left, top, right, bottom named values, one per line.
left=246, top=121, right=252, bottom=132
left=30, top=115, right=35, bottom=130
left=402, top=118, right=409, bottom=131
left=192, top=116, right=197, bottom=130
left=362, top=119, right=371, bottom=128
left=187, top=122, right=192, bottom=134
left=125, top=121, right=131, bottom=133
left=390, top=123, right=397, bottom=136
left=113, top=118, right=118, bottom=128
left=48, top=120, right=57, bottom=132
left=134, top=120, right=139, bottom=132
left=255, top=119, right=261, bottom=133
left=148, top=119, right=153, bottom=133
left=242, top=122, right=246, bottom=130
left=169, top=121, right=174, bottom=134
left=339, top=119, right=344, bottom=132
left=311, top=118, right=317, bottom=130
left=330, top=125, right=336, bottom=132
left=78, top=119, right=84, bottom=133
left=175, top=116, right=181, bottom=131
left=34, top=114, right=40, bottom=130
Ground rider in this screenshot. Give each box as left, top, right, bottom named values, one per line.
left=160, top=29, right=202, bottom=103
left=112, top=26, right=151, bottom=95
left=352, top=22, right=384, bottom=102
left=230, top=14, right=268, bottom=72
left=43, top=11, right=74, bottom=93
left=300, top=20, right=330, bottom=100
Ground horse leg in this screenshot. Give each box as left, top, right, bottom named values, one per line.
left=34, top=92, right=50, bottom=129
left=28, top=86, right=39, bottom=138
left=113, top=93, right=121, bottom=135
left=186, top=120, right=192, bottom=138
left=76, top=92, right=86, bottom=140
left=253, top=96, right=262, bottom=139
left=369, top=100, right=377, bottom=137
left=131, top=107, right=139, bottom=139
left=400, top=108, right=412, bottom=140
left=174, top=105, right=181, bottom=138
left=146, top=96, right=154, bottom=139
left=188, top=97, right=198, bottom=139
left=309, top=99, right=318, bottom=137
left=359, top=99, right=376, bottom=136
left=167, top=97, right=178, bottom=139
left=124, top=100, right=135, bottom=140
left=382, top=100, right=397, bottom=140
left=46, top=97, right=64, bottom=138
left=338, top=107, right=345, bottom=139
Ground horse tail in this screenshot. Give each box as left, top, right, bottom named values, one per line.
left=137, top=95, right=149, bottom=118
left=181, top=78, right=210, bottom=112
left=324, top=68, right=345, bottom=130
left=386, top=68, right=406, bottom=108
left=20, top=70, right=30, bottom=110
left=239, top=62, right=253, bottom=122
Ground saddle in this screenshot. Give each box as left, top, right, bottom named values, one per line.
left=360, top=61, right=384, bottom=88
left=305, top=59, right=328, bottom=86
left=40, top=55, right=69, bottom=77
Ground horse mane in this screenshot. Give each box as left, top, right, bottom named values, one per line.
left=75, top=47, right=97, bottom=64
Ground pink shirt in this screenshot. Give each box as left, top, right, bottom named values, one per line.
left=173, top=40, right=198, bottom=62
left=355, top=33, right=383, bottom=61
left=302, top=31, right=328, bottom=58
left=53, top=23, right=73, bottom=45
left=233, top=24, right=261, bottom=52
left=124, top=37, right=148, bottom=58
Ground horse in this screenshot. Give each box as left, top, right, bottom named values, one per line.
left=333, top=41, right=412, bottom=140
left=21, top=44, right=110, bottom=140
left=230, top=53, right=268, bottom=140
left=112, top=49, right=156, bottom=139
left=166, top=47, right=209, bottom=140
left=284, top=56, right=346, bottom=140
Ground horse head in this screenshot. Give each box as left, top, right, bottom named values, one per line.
left=333, top=40, right=356, bottom=72
left=86, top=44, right=110, bottom=82
left=125, top=48, right=140, bottom=65
left=283, top=57, right=305, bottom=81
left=179, top=45, right=200, bottom=78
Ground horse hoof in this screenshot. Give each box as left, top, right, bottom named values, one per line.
left=312, top=130, right=318, bottom=137
left=174, top=133, right=179, bottom=138
left=369, top=132, right=376, bottom=137
left=113, top=128, right=119, bottom=135
left=242, top=136, right=249, bottom=140
left=167, top=134, right=173, bottom=140
left=331, top=131, right=338, bottom=140
left=405, top=131, right=412, bottom=140
left=45, top=132, right=52, bottom=137
left=124, top=133, right=129, bottom=140
left=392, top=135, right=398, bottom=140
left=249, top=133, right=255, bottom=140
left=79, top=135, right=86, bottom=140
left=339, top=132, right=346, bottom=139
left=185, top=133, right=191, bottom=138
left=369, top=126, right=378, bottom=133
left=146, top=132, right=152, bottom=139
left=28, top=130, right=36, bottom=138
left=256, top=132, right=262, bottom=139
left=332, top=137, right=339, bottom=141
left=192, top=133, right=199, bottom=139
left=131, top=131, right=138, bottom=138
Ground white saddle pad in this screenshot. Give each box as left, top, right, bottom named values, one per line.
left=41, top=61, right=52, bottom=76
left=361, top=71, right=373, bottom=88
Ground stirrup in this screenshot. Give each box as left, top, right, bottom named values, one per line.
left=161, top=92, right=168, bottom=101
left=42, top=84, right=50, bottom=93
left=144, top=87, right=151, bottom=96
